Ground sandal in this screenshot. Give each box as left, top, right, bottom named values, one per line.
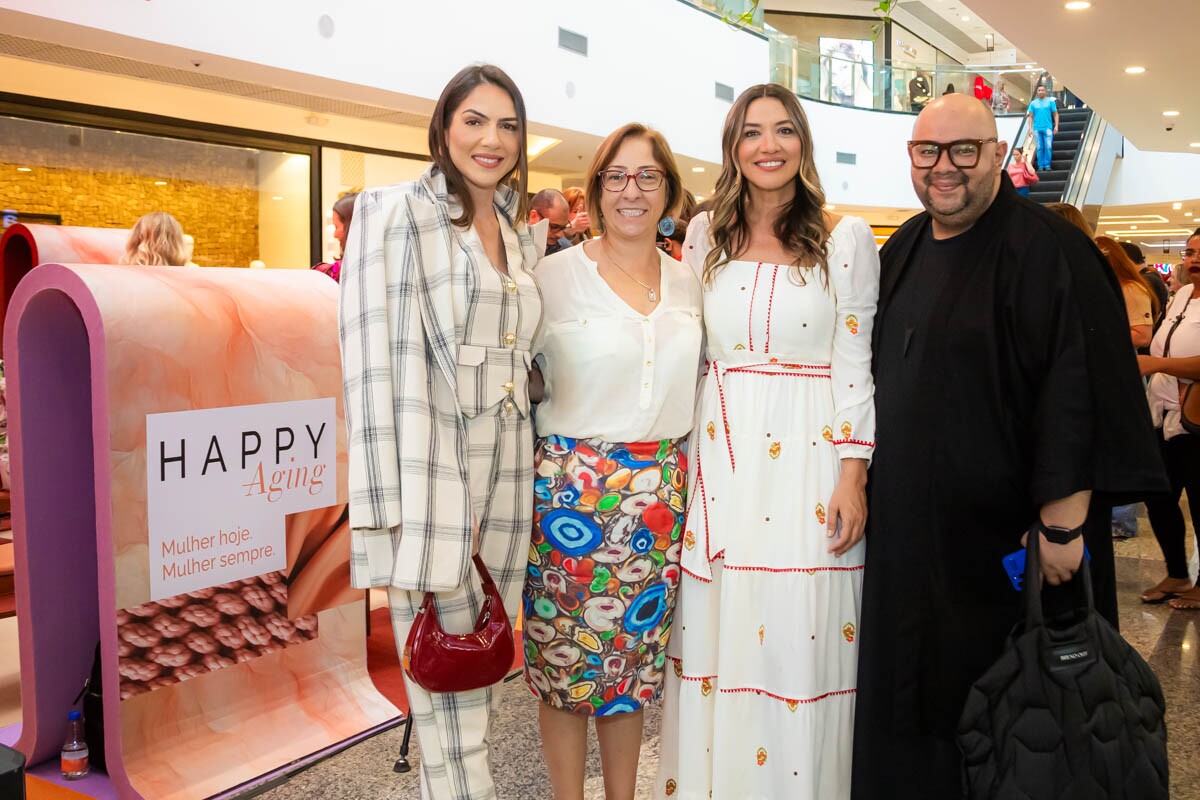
left=1168, top=588, right=1200, bottom=610
left=1141, top=577, right=1193, bottom=604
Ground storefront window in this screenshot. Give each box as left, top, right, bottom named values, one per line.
left=0, top=115, right=311, bottom=269
left=319, top=147, right=429, bottom=264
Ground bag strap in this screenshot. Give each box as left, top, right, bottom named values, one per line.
left=1023, top=522, right=1094, bottom=629
left=1161, top=293, right=1194, bottom=358
left=416, top=552, right=499, bottom=614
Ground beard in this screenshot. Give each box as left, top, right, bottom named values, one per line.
left=917, top=170, right=993, bottom=231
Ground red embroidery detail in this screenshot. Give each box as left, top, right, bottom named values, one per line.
left=713, top=365, right=736, bottom=471
left=748, top=262, right=763, bottom=351
left=719, top=687, right=857, bottom=705
left=681, top=565, right=713, bottom=583
left=765, top=264, right=780, bottom=353
left=720, top=564, right=865, bottom=574
left=723, top=370, right=831, bottom=379
left=830, top=439, right=877, bottom=448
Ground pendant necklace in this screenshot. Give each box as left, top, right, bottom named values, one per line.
left=603, top=240, right=660, bottom=302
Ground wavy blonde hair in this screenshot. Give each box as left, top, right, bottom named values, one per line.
left=121, top=211, right=186, bottom=266
left=703, top=84, right=830, bottom=287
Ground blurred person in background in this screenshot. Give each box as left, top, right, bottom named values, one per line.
left=528, top=188, right=572, bottom=255
left=562, top=186, right=592, bottom=244
left=313, top=192, right=358, bottom=282
left=1136, top=231, right=1200, bottom=609
left=1005, top=146, right=1038, bottom=197
left=1121, top=241, right=1168, bottom=329
left=1096, top=235, right=1157, bottom=350
left=1026, top=85, right=1058, bottom=171
left=1044, top=202, right=1092, bottom=237
left=120, top=211, right=187, bottom=266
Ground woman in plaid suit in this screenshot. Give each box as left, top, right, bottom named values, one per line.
left=339, top=64, right=542, bottom=800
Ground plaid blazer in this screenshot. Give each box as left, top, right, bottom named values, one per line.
left=339, top=166, right=540, bottom=592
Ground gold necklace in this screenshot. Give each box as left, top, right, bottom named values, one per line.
left=603, top=240, right=660, bottom=302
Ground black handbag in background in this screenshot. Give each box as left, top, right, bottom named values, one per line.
left=957, top=527, right=1168, bottom=799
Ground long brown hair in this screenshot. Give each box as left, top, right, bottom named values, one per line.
left=1095, top=235, right=1159, bottom=318
left=584, top=124, right=684, bottom=235
left=428, top=64, right=529, bottom=227
left=703, top=84, right=830, bottom=286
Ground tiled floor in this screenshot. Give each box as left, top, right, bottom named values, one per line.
left=252, top=516, right=1199, bottom=800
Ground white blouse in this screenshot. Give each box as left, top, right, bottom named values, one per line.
left=1148, top=284, right=1200, bottom=439
left=533, top=243, right=703, bottom=442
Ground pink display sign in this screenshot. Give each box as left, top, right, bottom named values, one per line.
left=5, top=264, right=396, bottom=800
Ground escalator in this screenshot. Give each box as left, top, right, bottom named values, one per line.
left=1005, top=103, right=1124, bottom=222
left=1027, top=108, right=1091, bottom=204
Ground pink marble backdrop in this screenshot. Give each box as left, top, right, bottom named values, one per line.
left=6, top=264, right=397, bottom=800
left=0, top=224, right=129, bottom=345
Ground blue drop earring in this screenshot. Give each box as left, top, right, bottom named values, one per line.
left=657, top=217, right=676, bottom=237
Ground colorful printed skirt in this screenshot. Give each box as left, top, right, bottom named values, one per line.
left=522, top=435, right=686, bottom=716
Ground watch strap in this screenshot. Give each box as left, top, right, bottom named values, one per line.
left=1035, top=518, right=1083, bottom=545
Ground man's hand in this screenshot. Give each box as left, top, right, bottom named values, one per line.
left=1020, top=529, right=1084, bottom=585
left=570, top=210, right=591, bottom=234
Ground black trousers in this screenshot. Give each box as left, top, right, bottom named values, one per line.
left=1145, top=430, right=1200, bottom=579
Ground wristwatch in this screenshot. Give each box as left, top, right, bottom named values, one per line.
left=1035, top=519, right=1083, bottom=545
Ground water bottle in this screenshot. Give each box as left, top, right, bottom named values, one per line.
left=60, top=710, right=89, bottom=780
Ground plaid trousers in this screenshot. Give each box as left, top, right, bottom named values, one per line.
left=388, top=411, right=532, bottom=800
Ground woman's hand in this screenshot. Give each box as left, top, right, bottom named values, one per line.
left=528, top=365, right=545, bottom=404
left=1138, top=354, right=1161, bottom=376
left=827, top=459, right=868, bottom=556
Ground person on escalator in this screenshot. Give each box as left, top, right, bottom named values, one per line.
left=1005, top=146, right=1038, bottom=197
left=1026, top=85, right=1058, bottom=171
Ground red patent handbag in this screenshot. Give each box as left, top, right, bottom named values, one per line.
left=402, top=553, right=515, bottom=693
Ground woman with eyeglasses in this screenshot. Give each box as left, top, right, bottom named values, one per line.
left=523, top=123, right=702, bottom=800
left=1137, top=232, right=1200, bottom=609
left=655, top=83, right=878, bottom=800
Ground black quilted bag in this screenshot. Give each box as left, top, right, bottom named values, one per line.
left=957, top=527, right=1168, bottom=799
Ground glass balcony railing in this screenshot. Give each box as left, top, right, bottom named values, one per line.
left=768, top=32, right=1072, bottom=115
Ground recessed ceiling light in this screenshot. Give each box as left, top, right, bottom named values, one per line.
left=692, top=167, right=705, bottom=173
left=1124, top=66, right=1146, bottom=75
left=825, top=204, right=837, bottom=210
left=1163, top=110, right=1181, bottom=117
left=16, top=167, right=31, bottom=172
left=1065, top=1, right=1091, bottom=9
left=1187, top=212, right=1194, bottom=217
left=961, top=15, right=970, bottom=21
left=271, top=195, right=284, bottom=201
left=154, top=180, right=168, bottom=186
left=1130, top=225, right=1138, bottom=230
left=1174, top=202, right=1183, bottom=210
left=1190, top=142, right=1200, bottom=148
left=694, top=195, right=706, bottom=202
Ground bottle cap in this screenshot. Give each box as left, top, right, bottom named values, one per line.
left=68, top=710, right=81, bottom=721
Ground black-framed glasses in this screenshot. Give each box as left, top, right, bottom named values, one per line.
left=597, top=168, right=665, bottom=192
left=907, top=138, right=998, bottom=169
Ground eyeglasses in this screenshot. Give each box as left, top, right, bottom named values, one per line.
left=1182, top=249, right=1200, bottom=260
left=597, top=168, right=665, bottom=192
left=906, top=138, right=998, bottom=169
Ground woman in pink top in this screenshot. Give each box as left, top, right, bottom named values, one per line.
left=1006, top=146, right=1039, bottom=197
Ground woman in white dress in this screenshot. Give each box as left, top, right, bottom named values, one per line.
left=656, top=83, right=879, bottom=799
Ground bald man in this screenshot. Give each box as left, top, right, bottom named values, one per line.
left=851, top=95, right=1165, bottom=798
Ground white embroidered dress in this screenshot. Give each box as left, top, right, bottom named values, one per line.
left=656, top=214, right=879, bottom=800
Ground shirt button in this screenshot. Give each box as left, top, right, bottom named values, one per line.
left=643, top=382, right=649, bottom=388
left=504, top=332, right=516, bottom=346
left=503, top=400, right=515, bottom=413
left=503, top=380, right=515, bottom=394
left=505, top=280, right=517, bottom=293
left=645, top=360, right=653, bottom=366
